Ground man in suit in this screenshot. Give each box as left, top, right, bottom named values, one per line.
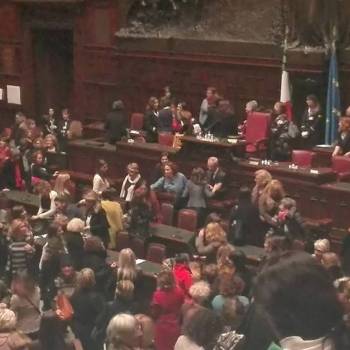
left=105, top=100, right=127, bottom=144
left=158, top=100, right=175, bottom=133
left=206, top=156, right=227, bottom=199
left=57, top=108, right=71, bottom=153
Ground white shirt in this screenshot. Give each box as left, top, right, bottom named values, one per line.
left=93, top=174, right=110, bottom=195
left=280, top=336, right=334, bottom=350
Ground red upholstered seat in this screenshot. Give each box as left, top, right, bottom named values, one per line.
left=146, top=243, right=166, bottom=263
left=158, top=132, right=174, bottom=146
left=332, top=156, right=350, bottom=181
left=160, top=202, right=174, bottom=226
left=116, top=231, right=131, bottom=252
left=177, top=209, right=198, bottom=232
left=292, top=150, right=316, bottom=167
left=130, top=113, right=144, bottom=130
left=244, top=112, right=271, bottom=157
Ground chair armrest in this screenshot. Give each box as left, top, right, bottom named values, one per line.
left=338, top=172, right=350, bottom=182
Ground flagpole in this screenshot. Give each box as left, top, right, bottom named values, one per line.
left=282, top=25, right=289, bottom=72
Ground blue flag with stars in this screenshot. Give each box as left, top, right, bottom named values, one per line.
left=325, top=47, right=341, bottom=145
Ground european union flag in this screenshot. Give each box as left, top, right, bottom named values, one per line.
left=325, top=47, right=341, bottom=145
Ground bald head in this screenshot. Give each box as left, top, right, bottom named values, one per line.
left=207, top=157, right=219, bottom=171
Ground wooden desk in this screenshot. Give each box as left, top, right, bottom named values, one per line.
left=83, top=121, right=105, bottom=139
left=313, top=145, right=333, bottom=167
left=239, top=160, right=336, bottom=185
left=179, top=135, right=246, bottom=160
left=0, top=191, right=39, bottom=213
left=149, top=223, right=195, bottom=255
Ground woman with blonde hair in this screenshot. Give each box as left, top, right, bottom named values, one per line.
left=106, top=314, right=142, bottom=350
left=71, top=268, right=104, bottom=350
left=135, top=314, right=155, bottom=350
left=53, top=173, right=75, bottom=199
left=251, top=169, right=272, bottom=206
left=258, top=179, right=286, bottom=228
left=195, top=222, right=227, bottom=262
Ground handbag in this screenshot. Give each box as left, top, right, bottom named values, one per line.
left=56, top=292, right=74, bottom=321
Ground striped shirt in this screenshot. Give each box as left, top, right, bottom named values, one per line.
left=6, top=241, right=32, bottom=275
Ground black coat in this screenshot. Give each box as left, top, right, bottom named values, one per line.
left=335, top=132, right=350, bottom=155
left=206, top=168, right=227, bottom=199
left=63, top=231, right=85, bottom=270
left=71, top=288, right=104, bottom=350
left=300, top=107, right=324, bottom=147
left=105, top=110, right=127, bottom=144
left=158, top=107, right=173, bottom=133
left=89, top=208, right=110, bottom=246
left=143, top=110, right=159, bottom=142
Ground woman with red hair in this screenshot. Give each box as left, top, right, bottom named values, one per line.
left=332, top=116, right=350, bottom=157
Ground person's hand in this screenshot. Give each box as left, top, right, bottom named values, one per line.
left=31, top=215, right=38, bottom=220
left=110, top=262, right=117, bottom=269
left=198, top=229, right=205, bottom=239
left=53, top=171, right=59, bottom=177
left=212, top=183, right=221, bottom=193
left=24, top=244, right=34, bottom=253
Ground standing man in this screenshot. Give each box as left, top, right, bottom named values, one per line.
left=105, top=100, right=127, bottom=145
left=206, top=156, right=227, bottom=199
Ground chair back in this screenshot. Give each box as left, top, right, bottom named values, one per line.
left=332, top=156, right=350, bottom=174
left=130, top=237, right=145, bottom=259
left=177, top=209, right=198, bottom=232
left=116, top=231, right=131, bottom=252
left=161, top=202, right=174, bottom=226
left=292, top=150, right=316, bottom=167
left=158, top=132, right=174, bottom=146
left=146, top=243, right=166, bottom=263
left=245, top=112, right=271, bottom=145
left=130, top=113, right=144, bottom=130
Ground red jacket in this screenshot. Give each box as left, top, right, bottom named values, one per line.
left=173, top=264, right=192, bottom=298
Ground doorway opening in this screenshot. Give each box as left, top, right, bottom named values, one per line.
left=32, top=29, right=73, bottom=118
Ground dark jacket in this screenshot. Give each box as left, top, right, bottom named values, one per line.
left=31, top=163, right=52, bottom=181
left=63, top=231, right=85, bottom=270
left=300, top=107, right=324, bottom=147
left=105, top=110, right=127, bottom=144
left=206, top=168, right=227, bottom=199
left=158, top=107, right=173, bottom=133
left=71, top=288, right=104, bottom=350
left=88, top=206, right=110, bottom=246
left=143, top=110, right=159, bottom=142
left=335, top=132, right=350, bottom=155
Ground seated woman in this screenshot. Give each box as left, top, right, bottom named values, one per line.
left=143, top=96, right=160, bottom=142
left=93, top=159, right=110, bottom=195
left=151, top=161, right=187, bottom=201
left=269, top=102, right=293, bottom=161
left=43, top=133, right=58, bottom=153
left=31, top=150, right=57, bottom=186
left=120, top=163, right=143, bottom=210
left=32, top=180, right=58, bottom=220
left=332, top=116, right=350, bottom=157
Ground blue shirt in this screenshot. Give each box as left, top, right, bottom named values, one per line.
left=151, top=172, right=187, bottom=196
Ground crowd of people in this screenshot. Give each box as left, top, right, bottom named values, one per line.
left=0, top=91, right=350, bottom=349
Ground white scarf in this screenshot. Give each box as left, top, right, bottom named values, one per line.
left=120, top=174, right=141, bottom=202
